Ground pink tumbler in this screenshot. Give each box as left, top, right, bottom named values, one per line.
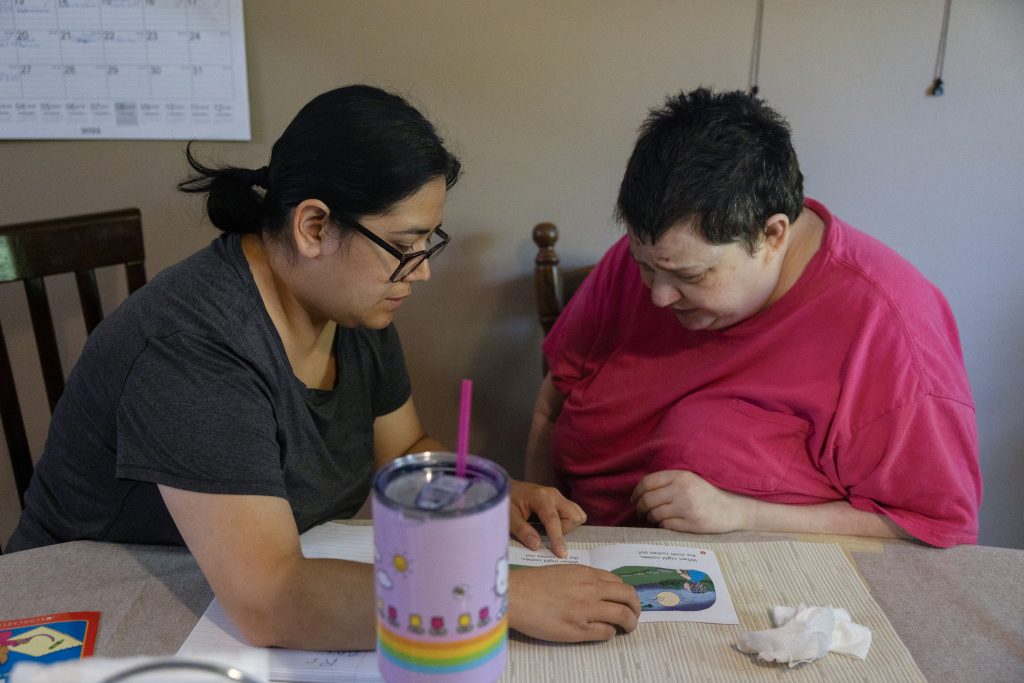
left=373, top=452, right=509, bottom=682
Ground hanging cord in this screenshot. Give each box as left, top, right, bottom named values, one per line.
left=748, top=0, right=765, bottom=96
left=928, top=0, right=952, bottom=96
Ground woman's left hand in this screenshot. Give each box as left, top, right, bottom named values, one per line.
left=631, top=469, right=753, bottom=533
left=509, top=480, right=587, bottom=558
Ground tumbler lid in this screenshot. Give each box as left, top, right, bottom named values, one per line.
left=373, top=451, right=509, bottom=517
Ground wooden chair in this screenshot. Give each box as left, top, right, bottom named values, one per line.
left=0, top=209, right=147, bottom=512
left=532, top=222, right=593, bottom=337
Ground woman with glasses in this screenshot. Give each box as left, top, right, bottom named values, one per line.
left=8, top=85, right=639, bottom=648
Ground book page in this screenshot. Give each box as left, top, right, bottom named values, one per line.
left=589, top=543, right=738, bottom=624
left=299, top=522, right=374, bottom=563
left=507, top=546, right=590, bottom=568
left=506, top=542, right=738, bottom=624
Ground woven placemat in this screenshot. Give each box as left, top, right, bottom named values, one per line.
left=504, top=540, right=924, bottom=682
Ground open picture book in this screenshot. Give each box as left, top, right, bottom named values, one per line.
left=508, top=543, right=738, bottom=624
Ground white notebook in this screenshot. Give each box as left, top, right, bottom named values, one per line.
left=177, top=523, right=382, bottom=683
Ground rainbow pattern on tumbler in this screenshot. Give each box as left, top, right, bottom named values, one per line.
left=377, top=617, right=507, bottom=674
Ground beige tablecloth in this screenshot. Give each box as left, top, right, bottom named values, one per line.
left=2, top=524, right=1023, bottom=681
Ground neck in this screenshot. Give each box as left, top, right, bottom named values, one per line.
left=242, top=234, right=337, bottom=389
left=765, top=207, right=824, bottom=307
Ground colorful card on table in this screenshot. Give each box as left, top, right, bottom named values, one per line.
left=508, top=543, right=739, bottom=624
left=0, top=611, right=99, bottom=682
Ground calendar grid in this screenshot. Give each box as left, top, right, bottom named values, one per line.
left=0, top=0, right=250, bottom=140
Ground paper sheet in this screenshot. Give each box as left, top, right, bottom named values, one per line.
left=177, top=523, right=381, bottom=682
left=178, top=599, right=381, bottom=683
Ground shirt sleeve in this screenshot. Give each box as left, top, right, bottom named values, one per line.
left=543, top=237, right=632, bottom=395
left=836, top=394, right=981, bottom=547
left=116, top=331, right=288, bottom=497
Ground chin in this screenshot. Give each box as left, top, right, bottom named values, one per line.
left=333, top=310, right=393, bottom=330
left=361, top=311, right=396, bottom=330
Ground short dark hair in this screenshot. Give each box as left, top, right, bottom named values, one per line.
left=616, top=88, right=803, bottom=253
left=179, top=85, right=461, bottom=239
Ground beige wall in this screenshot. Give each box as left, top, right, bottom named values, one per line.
left=3, top=1, right=1022, bottom=548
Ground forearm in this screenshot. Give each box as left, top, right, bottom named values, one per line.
left=162, top=488, right=379, bottom=651
left=525, top=411, right=558, bottom=486
left=745, top=497, right=909, bottom=539
left=239, top=557, right=377, bottom=650
left=524, top=374, right=565, bottom=486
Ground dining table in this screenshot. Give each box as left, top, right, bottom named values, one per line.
left=2, top=522, right=1022, bottom=682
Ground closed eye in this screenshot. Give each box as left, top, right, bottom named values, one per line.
left=396, top=227, right=442, bottom=254
left=680, top=271, right=708, bottom=284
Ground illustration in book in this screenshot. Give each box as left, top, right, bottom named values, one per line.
left=508, top=542, right=738, bottom=624
left=0, top=611, right=99, bottom=682
left=615, top=565, right=718, bottom=612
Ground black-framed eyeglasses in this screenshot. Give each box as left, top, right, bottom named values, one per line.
left=351, top=223, right=450, bottom=282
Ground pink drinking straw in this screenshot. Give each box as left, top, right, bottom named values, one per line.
left=456, top=378, right=472, bottom=478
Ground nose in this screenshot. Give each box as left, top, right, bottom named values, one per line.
left=404, top=258, right=431, bottom=283
left=649, top=277, right=683, bottom=308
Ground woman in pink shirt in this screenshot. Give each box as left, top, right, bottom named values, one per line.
left=527, top=89, right=981, bottom=548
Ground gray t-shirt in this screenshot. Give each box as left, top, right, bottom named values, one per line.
left=7, top=233, right=410, bottom=552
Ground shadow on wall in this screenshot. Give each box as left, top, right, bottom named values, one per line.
left=977, top=317, right=1024, bottom=549
left=463, top=272, right=540, bottom=480
left=397, top=228, right=543, bottom=481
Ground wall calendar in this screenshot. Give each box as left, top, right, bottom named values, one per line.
left=0, top=0, right=249, bottom=140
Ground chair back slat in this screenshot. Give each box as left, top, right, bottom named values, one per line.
left=0, top=320, right=33, bottom=509
left=532, top=223, right=565, bottom=336
left=75, top=269, right=105, bottom=334
left=126, top=261, right=148, bottom=294
left=532, top=222, right=594, bottom=335
left=532, top=222, right=594, bottom=375
left=0, top=208, right=146, bottom=508
left=562, top=268, right=592, bottom=305
left=24, top=277, right=65, bottom=412
left=0, top=209, right=145, bottom=283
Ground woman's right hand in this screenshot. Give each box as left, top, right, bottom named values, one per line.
left=508, top=565, right=641, bottom=642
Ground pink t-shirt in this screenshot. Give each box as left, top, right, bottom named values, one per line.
left=543, top=199, right=981, bottom=547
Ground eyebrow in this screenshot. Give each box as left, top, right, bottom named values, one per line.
left=669, top=265, right=706, bottom=277
left=391, top=222, right=443, bottom=237
left=628, top=248, right=703, bottom=276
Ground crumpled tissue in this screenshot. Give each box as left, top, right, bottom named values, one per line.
left=735, top=604, right=872, bottom=667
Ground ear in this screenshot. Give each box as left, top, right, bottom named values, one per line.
left=761, top=213, right=790, bottom=257
left=291, top=199, right=332, bottom=259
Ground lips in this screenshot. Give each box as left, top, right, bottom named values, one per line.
left=673, top=308, right=706, bottom=324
